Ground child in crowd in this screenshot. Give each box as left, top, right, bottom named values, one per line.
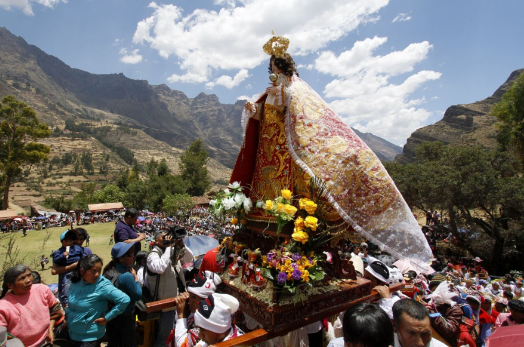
left=52, top=230, right=83, bottom=307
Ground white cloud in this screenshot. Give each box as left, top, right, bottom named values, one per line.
left=132, top=0, right=390, bottom=87
left=113, top=38, right=123, bottom=46
left=206, top=69, right=249, bottom=89
left=237, top=95, right=250, bottom=101
left=119, top=48, right=143, bottom=64
left=392, top=12, right=411, bottom=23
left=297, top=63, right=314, bottom=70
left=0, top=0, right=65, bottom=15
left=315, top=37, right=441, bottom=145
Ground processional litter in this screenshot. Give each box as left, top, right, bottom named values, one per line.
left=149, top=33, right=432, bottom=346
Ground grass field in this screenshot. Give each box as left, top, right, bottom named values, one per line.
left=0, top=222, right=146, bottom=284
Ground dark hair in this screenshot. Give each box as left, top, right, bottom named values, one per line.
left=393, top=299, right=430, bottom=324
left=1, top=264, right=31, bottom=299
left=124, top=208, right=139, bottom=218
left=134, top=251, right=149, bottom=270
left=268, top=53, right=299, bottom=77
left=508, top=299, right=524, bottom=313
left=504, top=291, right=514, bottom=300
left=75, top=228, right=88, bottom=237
left=406, top=270, right=418, bottom=280
left=342, top=302, right=393, bottom=347
left=71, top=254, right=103, bottom=283
left=31, top=271, right=42, bottom=284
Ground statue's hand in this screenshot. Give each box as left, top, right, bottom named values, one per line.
left=244, top=102, right=257, bottom=117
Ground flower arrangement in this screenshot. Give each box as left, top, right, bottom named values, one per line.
left=209, top=182, right=252, bottom=230
left=258, top=189, right=298, bottom=237
left=260, top=248, right=325, bottom=295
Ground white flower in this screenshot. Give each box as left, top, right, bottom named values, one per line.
left=222, top=197, right=236, bottom=210
left=209, top=199, right=217, bottom=207
left=234, top=193, right=247, bottom=208
left=228, top=181, right=241, bottom=190
left=256, top=201, right=265, bottom=208
left=243, top=198, right=252, bottom=213
left=224, top=189, right=230, bottom=195
left=214, top=206, right=223, bottom=216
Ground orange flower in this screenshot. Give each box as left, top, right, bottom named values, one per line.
left=231, top=218, right=238, bottom=225
left=240, top=219, right=247, bottom=225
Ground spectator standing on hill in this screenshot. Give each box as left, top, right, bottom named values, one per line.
left=114, top=208, right=145, bottom=255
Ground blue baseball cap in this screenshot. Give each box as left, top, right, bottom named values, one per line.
left=111, top=242, right=136, bottom=258
left=60, top=230, right=76, bottom=241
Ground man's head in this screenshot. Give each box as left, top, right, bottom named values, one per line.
left=428, top=273, right=446, bottom=292
left=342, top=302, right=393, bottom=347
left=74, top=228, right=88, bottom=247
left=364, top=261, right=390, bottom=287
left=194, top=293, right=239, bottom=344
left=187, top=271, right=222, bottom=313
left=393, top=299, right=432, bottom=347
left=123, top=208, right=139, bottom=226
left=466, top=294, right=482, bottom=311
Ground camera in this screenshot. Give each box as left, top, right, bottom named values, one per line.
left=164, top=226, right=187, bottom=245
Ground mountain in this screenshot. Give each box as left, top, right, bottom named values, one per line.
left=395, top=69, right=524, bottom=163
left=0, top=26, right=401, bottom=170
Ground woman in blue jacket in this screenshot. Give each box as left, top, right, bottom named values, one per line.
left=66, top=254, right=130, bottom=347
left=103, top=242, right=142, bottom=347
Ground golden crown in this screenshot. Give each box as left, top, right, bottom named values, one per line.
left=263, top=31, right=290, bottom=58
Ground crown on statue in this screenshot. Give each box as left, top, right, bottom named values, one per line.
left=263, top=31, right=290, bottom=58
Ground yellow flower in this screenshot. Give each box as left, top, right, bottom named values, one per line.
left=281, top=189, right=292, bottom=200
left=231, top=218, right=238, bottom=225
left=304, top=216, right=318, bottom=231
left=284, top=204, right=298, bottom=217
left=285, top=259, right=292, bottom=266
left=287, top=272, right=293, bottom=280
left=265, top=200, right=274, bottom=210
left=301, top=270, right=310, bottom=282
left=304, top=200, right=318, bottom=215
left=299, top=198, right=311, bottom=210
left=276, top=203, right=284, bottom=212
left=262, top=256, right=268, bottom=266
left=294, top=216, right=305, bottom=228
left=292, top=230, right=309, bottom=244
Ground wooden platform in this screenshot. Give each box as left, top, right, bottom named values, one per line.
left=218, top=278, right=372, bottom=333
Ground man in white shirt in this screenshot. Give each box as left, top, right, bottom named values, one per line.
left=147, top=229, right=194, bottom=347
left=392, top=299, right=448, bottom=347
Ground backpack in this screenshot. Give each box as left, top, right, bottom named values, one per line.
left=103, top=268, right=122, bottom=311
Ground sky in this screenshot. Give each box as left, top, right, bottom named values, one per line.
left=1, top=0, right=523, bottom=146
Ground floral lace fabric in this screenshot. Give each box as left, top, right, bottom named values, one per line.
left=282, top=76, right=432, bottom=267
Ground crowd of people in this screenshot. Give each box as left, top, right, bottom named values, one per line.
left=0, top=205, right=522, bottom=347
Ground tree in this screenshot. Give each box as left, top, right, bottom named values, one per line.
left=163, top=193, right=193, bottom=216
left=157, top=158, right=170, bottom=177
left=385, top=142, right=524, bottom=273
left=179, top=139, right=211, bottom=196
left=492, top=71, right=524, bottom=164
left=0, top=95, right=50, bottom=209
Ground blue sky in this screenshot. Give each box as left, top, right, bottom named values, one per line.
left=1, top=0, right=523, bottom=146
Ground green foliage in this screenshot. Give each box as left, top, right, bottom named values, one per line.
left=163, top=193, right=193, bottom=215
left=157, top=158, right=170, bottom=177
left=492, top=71, right=524, bottom=163
left=92, top=184, right=126, bottom=204
left=146, top=174, right=190, bottom=211
left=385, top=142, right=524, bottom=273
left=0, top=95, right=51, bottom=209
left=179, top=139, right=211, bottom=196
